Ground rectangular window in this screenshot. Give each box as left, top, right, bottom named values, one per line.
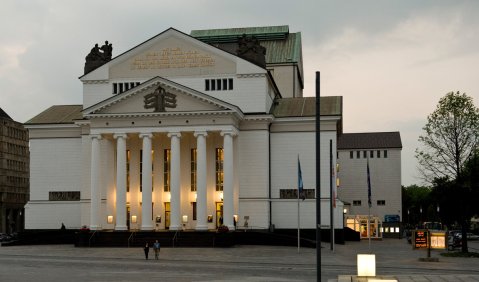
left=119, top=83, right=124, bottom=93
left=377, top=150, right=381, bottom=158
left=222, top=79, right=227, bottom=90
left=228, top=78, right=233, bottom=90
left=211, top=79, right=216, bottom=91
left=215, top=148, right=224, bottom=191
left=164, top=149, right=171, bottom=192
left=363, top=151, right=367, bottom=158
left=126, top=150, right=130, bottom=192
left=130, top=82, right=135, bottom=89
left=384, top=150, right=388, bottom=158
left=377, top=200, right=386, bottom=206
left=350, top=151, right=354, bottom=159
left=191, top=148, right=197, bottom=192
left=113, top=83, right=118, bottom=94
left=356, top=151, right=360, bottom=159
left=205, top=80, right=210, bottom=91
left=192, top=202, right=197, bottom=221
left=370, top=150, right=374, bottom=158
left=217, top=79, right=221, bottom=90
left=353, top=200, right=362, bottom=206
left=125, top=83, right=130, bottom=91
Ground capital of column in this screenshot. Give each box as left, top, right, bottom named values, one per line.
left=113, top=133, right=128, bottom=140
left=90, top=134, right=102, bottom=140
left=220, top=130, right=237, bottom=137
left=139, top=133, right=153, bottom=139
left=193, top=131, right=208, bottom=138
left=167, top=132, right=182, bottom=138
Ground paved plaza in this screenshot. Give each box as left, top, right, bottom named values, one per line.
left=1, top=238, right=479, bottom=281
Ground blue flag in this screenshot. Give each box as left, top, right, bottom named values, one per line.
left=367, top=158, right=372, bottom=208
left=298, top=156, right=305, bottom=200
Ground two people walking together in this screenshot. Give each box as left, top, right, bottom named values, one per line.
left=143, top=240, right=161, bottom=260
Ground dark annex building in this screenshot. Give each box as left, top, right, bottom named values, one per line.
left=0, top=108, right=29, bottom=234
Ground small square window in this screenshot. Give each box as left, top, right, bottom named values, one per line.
left=353, top=200, right=362, bottom=206
left=377, top=200, right=386, bottom=206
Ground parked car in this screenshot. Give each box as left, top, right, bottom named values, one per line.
left=0, top=233, right=12, bottom=242
left=455, top=232, right=479, bottom=240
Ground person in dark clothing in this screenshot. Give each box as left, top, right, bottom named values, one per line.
left=143, top=243, right=150, bottom=260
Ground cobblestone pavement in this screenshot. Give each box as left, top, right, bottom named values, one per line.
left=1, top=238, right=479, bottom=281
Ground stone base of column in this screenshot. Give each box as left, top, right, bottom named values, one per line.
left=195, top=224, right=208, bottom=231
left=90, top=225, right=102, bottom=230
left=169, top=225, right=181, bottom=231
left=115, top=225, right=128, bottom=231
left=141, top=226, right=154, bottom=231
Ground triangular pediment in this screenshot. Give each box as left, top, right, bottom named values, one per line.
left=83, top=77, right=242, bottom=118
left=80, top=28, right=264, bottom=81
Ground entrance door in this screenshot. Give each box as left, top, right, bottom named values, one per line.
left=127, top=206, right=131, bottom=230
left=215, top=202, right=223, bottom=228
left=164, top=202, right=170, bottom=229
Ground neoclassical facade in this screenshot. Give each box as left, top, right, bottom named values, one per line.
left=25, top=26, right=345, bottom=231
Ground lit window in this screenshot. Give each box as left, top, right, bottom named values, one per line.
left=215, top=148, right=224, bottom=191
left=353, top=200, right=361, bottom=206
left=164, top=149, right=171, bottom=192
left=377, top=200, right=386, bottom=206
left=191, top=149, right=197, bottom=192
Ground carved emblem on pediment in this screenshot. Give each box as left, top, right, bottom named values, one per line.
left=144, top=86, right=177, bottom=112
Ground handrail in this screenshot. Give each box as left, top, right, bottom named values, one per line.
left=172, top=230, right=179, bottom=248
left=88, top=230, right=97, bottom=247
left=127, top=231, right=136, bottom=248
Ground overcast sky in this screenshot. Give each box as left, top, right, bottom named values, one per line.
left=1, top=0, right=479, bottom=186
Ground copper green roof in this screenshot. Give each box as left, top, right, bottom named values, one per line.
left=191, top=26, right=290, bottom=42
left=271, top=97, right=342, bottom=117
left=190, top=25, right=302, bottom=64
left=26, top=105, right=83, bottom=124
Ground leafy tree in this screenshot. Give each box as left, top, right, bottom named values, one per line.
left=416, top=91, right=479, bottom=252
left=416, top=91, right=479, bottom=183
left=402, top=185, right=431, bottom=227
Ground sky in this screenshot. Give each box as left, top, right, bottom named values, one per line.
left=1, top=0, right=479, bottom=186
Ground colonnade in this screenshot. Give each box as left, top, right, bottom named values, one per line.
left=89, top=130, right=236, bottom=231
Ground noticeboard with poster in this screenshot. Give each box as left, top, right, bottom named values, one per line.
left=413, top=230, right=429, bottom=249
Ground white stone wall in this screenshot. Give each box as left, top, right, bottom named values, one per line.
left=337, top=148, right=402, bottom=222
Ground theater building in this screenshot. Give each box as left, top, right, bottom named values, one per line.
left=24, top=26, right=345, bottom=232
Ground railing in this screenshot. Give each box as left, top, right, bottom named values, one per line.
left=172, top=230, right=179, bottom=247
left=88, top=230, right=97, bottom=247
left=127, top=231, right=136, bottom=248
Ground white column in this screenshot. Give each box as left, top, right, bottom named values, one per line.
left=140, top=133, right=154, bottom=230
left=114, top=133, right=127, bottom=230
left=90, top=134, right=102, bottom=230
left=221, top=131, right=235, bottom=229
left=194, top=131, right=208, bottom=230
left=168, top=132, right=181, bottom=230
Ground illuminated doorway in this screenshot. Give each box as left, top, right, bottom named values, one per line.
left=215, top=202, right=223, bottom=228
left=164, top=202, right=170, bottom=229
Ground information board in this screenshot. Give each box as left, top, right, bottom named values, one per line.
left=414, top=230, right=429, bottom=249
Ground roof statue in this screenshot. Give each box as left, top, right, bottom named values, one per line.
left=236, top=34, right=266, bottom=68
left=84, top=41, right=113, bottom=74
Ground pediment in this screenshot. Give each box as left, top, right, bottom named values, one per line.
left=81, top=28, right=264, bottom=81
left=83, top=77, right=241, bottom=117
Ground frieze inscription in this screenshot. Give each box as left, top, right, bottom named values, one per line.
left=131, top=47, right=215, bottom=70
left=49, top=191, right=81, bottom=201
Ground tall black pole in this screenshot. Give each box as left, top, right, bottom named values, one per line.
left=330, top=139, right=334, bottom=251
left=315, top=71, right=321, bottom=281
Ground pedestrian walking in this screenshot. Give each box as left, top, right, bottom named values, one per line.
left=143, top=243, right=150, bottom=260
left=153, top=240, right=161, bottom=260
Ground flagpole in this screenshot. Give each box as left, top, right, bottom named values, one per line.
left=315, top=71, right=321, bottom=282
left=367, top=157, right=372, bottom=253
left=298, top=184, right=300, bottom=253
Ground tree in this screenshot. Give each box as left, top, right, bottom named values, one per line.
left=416, top=91, right=479, bottom=253
left=416, top=91, right=479, bottom=183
